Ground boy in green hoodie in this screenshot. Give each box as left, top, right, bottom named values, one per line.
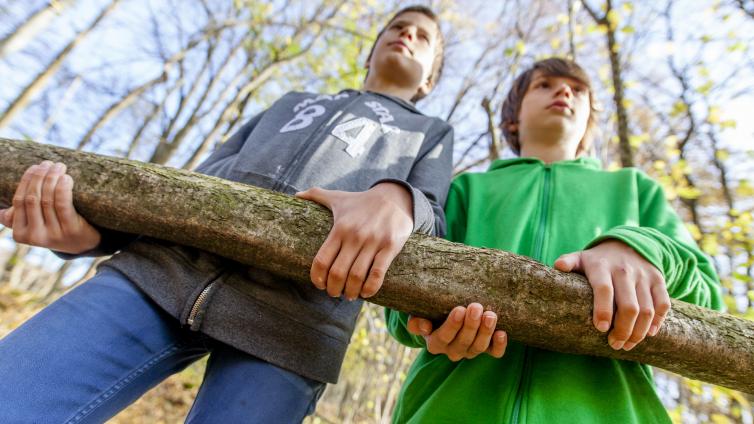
left=386, top=57, right=723, bottom=423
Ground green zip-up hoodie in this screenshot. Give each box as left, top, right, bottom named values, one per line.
left=386, top=157, right=723, bottom=423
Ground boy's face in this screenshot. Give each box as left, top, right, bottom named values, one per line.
left=516, top=71, right=591, bottom=150
left=367, top=11, right=439, bottom=98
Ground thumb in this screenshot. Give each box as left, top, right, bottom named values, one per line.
left=407, top=315, right=433, bottom=336
left=554, top=251, right=583, bottom=273
left=295, top=187, right=336, bottom=209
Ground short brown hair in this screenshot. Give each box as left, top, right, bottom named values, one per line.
left=500, top=57, right=598, bottom=156
left=365, top=6, right=445, bottom=102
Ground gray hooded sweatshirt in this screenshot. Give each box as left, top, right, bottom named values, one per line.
left=74, top=89, right=453, bottom=383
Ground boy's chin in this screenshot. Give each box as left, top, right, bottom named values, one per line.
left=537, top=118, right=580, bottom=134
left=374, top=56, right=424, bottom=86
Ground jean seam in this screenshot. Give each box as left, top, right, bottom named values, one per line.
left=303, top=383, right=326, bottom=418
left=64, top=344, right=182, bottom=424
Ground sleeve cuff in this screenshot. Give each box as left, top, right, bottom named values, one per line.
left=384, top=308, right=427, bottom=348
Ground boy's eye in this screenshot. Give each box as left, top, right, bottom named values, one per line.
left=537, top=81, right=550, bottom=88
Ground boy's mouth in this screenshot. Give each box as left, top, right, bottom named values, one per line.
left=548, top=100, right=571, bottom=112
left=389, top=41, right=413, bottom=56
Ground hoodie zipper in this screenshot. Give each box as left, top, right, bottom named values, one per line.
left=533, top=167, right=552, bottom=260
left=512, top=166, right=552, bottom=424
left=187, top=283, right=214, bottom=327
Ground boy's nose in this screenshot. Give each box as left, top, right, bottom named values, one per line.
left=400, top=26, right=415, bottom=41
left=556, top=83, right=573, bottom=98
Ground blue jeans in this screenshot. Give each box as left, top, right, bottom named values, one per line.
left=0, top=268, right=325, bottom=423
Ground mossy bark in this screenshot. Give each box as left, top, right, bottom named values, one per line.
left=1, top=138, right=752, bottom=393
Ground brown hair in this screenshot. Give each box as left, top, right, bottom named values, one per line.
left=500, top=57, right=598, bottom=156
left=364, top=5, right=445, bottom=102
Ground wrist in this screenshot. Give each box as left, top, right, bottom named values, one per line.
left=70, top=229, right=101, bottom=255
left=371, top=182, right=413, bottom=217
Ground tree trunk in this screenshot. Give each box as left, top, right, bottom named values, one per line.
left=380, top=345, right=411, bottom=423
left=481, top=97, right=501, bottom=161
left=581, top=0, right=634, bottom=167
left=0, top=138, right=752, bottom=394
left=0, top=0, right=73, bottom=59
left=0, top=244, right=31, bottom=285
left=0, top=0, right=120, bottom=131
left=566, top=0, right=577, bottom=60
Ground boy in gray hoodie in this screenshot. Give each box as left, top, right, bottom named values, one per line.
left=0, top=6, right=452, bottom=422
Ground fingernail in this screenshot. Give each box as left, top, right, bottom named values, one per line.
left=40, top=161, right=52, bottom=168
left=453, top=308, right=464, bottom=322
left=471, top=307, right=482, bottom=321
left=484, top=315, right=495, bottom=328
left=623, top=342, right=636, bottom=351
left=419, top=322, right=431, bottom=335
left=610, top=339, right=625, bottom=350
left=53, top=163, right=64, bottom=172
left=596, top=321, right=610, bottom=332
left=649, top=325, right=658, bottom=336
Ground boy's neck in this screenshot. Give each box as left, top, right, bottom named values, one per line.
left=362, top=76, right=417, bottom=103
left=519, top=137, right=578, bottom=164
